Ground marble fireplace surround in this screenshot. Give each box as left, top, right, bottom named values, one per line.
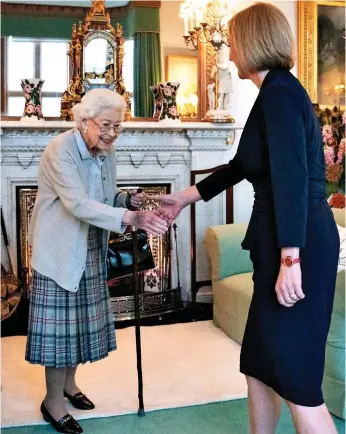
left=1, top=121, right=244, bottom=301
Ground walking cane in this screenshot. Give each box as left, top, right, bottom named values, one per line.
left=131, top=224, right=145, bottom=417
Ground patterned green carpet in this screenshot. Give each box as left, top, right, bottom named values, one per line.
left=2, top=399, right=345, bottom=434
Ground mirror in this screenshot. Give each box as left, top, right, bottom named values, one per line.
left=61, top=0, right=131, bottom=121
left=84, top=38, right=116, bottom=87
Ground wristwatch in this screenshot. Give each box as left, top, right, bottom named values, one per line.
left=281, top=256, right=301, bottom=267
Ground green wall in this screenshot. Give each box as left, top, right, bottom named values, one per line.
left=1, top=7, right=160, bottom=39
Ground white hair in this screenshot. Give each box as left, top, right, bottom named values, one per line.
left=72, top=88, right=126, bottom=124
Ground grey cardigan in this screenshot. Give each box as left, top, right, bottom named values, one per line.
left=28, top=129, right=128, bottom=292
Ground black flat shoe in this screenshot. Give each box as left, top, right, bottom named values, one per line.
left=40, top=402, right=83, bottom=434
left=64, top=391, right=95, bottom=410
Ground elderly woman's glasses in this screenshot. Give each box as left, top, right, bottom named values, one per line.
left=91, top=119, right=123, bottom=134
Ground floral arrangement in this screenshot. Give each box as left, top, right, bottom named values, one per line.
left=329, top=192, right=346, bottom=209
left=321, top=109, right=345, bottom=201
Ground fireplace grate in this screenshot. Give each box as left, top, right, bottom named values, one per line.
left=16, top=184, right=182, bottom=321
left=110, top=288, right=182, bottom=321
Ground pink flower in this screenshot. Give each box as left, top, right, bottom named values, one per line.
left=163, top=87, right=172, bottom=97
left=168, top=106, right=178, bottom=117
left=24, top=92, right=32, bottom=100
left=24, top=84, right=33, bottom=94
left=337, top=138, right=346, bottom=164
left=25, top=103, right=35, bottom=114
left=324, top=146, right=335, bottom=166
left=322, top=125, right=333, bottom=144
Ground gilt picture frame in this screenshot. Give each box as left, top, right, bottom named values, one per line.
left=165, top=54, right=198, bottom=119
left=298, top=0, right=345, bottom=107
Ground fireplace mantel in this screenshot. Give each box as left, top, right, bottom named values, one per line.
left=1, top=121, right=243, bottom=167
left=1, top=120, right=245, bottom=301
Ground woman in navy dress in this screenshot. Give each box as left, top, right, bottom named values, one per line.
left=151, top=3, right=339, bottom=433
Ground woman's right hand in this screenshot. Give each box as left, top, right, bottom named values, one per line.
left=149, top=193, right=185, bottom=226
left=122, top=210, right=168, bottom=236
left=147, top=186, right=201, bottom=226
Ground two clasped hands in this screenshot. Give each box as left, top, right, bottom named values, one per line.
left=124, top=188, right=305, bottom=309
left=122, top=189, right=186, bottom=236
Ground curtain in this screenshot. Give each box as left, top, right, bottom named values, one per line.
left=134, top=31, right=162, bottom=117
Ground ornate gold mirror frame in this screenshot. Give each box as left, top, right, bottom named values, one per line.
left=198, top=42, right=216, bottom=120
left=61, top=0, right=131, bottom=121
left=298, top=0, right=345, bottom=105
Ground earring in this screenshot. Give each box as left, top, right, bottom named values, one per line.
left=84, top=128, right=87, bottom=133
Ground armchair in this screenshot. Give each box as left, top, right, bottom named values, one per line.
left=205, top=209, right=345, bottom=418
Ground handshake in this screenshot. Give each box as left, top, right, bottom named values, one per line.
left=122, top=190, right=186, bottom=237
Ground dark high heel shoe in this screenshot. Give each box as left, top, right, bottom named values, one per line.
left=40, top=402, right=83, bottom=433
left=64, top=391, right=95, bottom=410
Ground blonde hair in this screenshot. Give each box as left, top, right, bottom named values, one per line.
left=72, top=88, right=126, bottom=124
left=228, top=2, right=295, bottom=75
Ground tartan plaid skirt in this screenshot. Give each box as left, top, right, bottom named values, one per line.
left=25, top=226, right=116, bottom=368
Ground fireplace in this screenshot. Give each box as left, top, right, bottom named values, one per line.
left=1, top=121, right=243, bottom=306
left=16, top=183, right=182, bottom=321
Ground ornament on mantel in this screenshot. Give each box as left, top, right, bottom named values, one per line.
left=150, top=82, right=181, bottom=123
left=159, top=82, right=181, bottom=122
left=150, top=84, right=163, bottom=120
left=20, top=78, right=44, bottom=122
left=204, top=45, right=235, bottom=123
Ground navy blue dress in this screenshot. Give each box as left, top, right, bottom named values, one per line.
left=196, top=68, right=339, bottom=406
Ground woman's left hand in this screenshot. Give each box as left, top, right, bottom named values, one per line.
left=129, top=190, right=145, bottom=209
left=275, top=264, right=305, bottom=308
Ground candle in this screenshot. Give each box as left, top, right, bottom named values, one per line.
left=196, top=10, right=202, bottom=27
left=184, top=16, right=189, bottom=35
left=188, top=16, right=194, bottom=31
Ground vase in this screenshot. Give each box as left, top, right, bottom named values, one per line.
left=158, top=82, right=180, bottom=121
left=150, top=85, right=163, bottom=120
left=20, top=78, right=44, bottom=121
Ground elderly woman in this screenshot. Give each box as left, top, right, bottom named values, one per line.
left=26, top=89, right=167, bottom=434
left=152, top=4, right=339, bottom=434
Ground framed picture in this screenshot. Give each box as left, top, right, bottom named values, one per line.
left=165, top=55, right=198, bottom=118
left=298, top=0, right=345, bottom=108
